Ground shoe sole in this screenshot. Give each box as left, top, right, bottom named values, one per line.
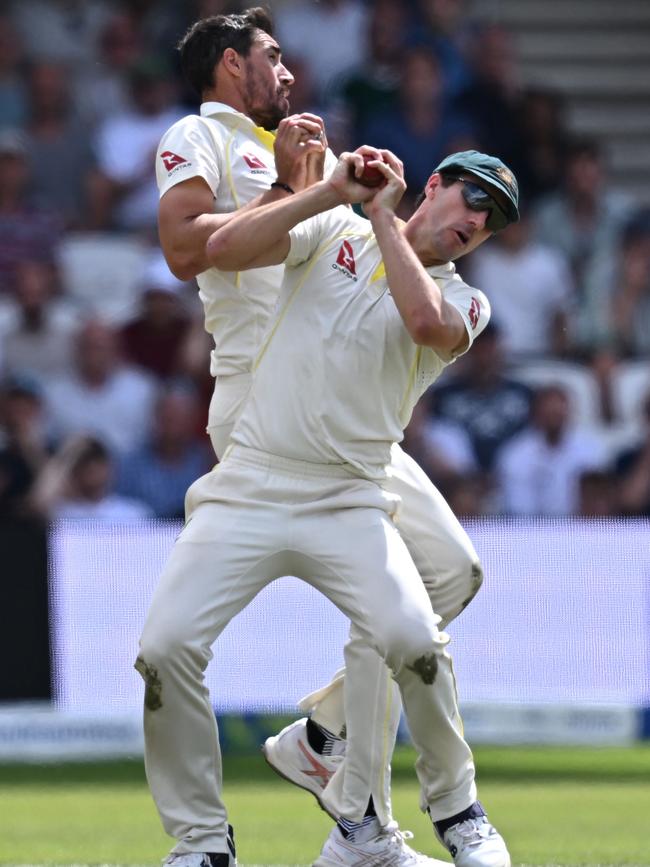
left=261, top=738, right=338, bottom=821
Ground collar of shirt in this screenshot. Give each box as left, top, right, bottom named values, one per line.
left=200, top=100, right=276, bottom=152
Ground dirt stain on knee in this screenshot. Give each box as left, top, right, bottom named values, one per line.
left=459, top=562, right=484, bottom=613
left=406, top=652, right=438, bottom=684
left=134, top=656, right=163, bottom=711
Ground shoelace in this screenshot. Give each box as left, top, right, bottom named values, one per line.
left=383, top=828, right=436, bottom=865
left=450, top=818, right=487, bottom=846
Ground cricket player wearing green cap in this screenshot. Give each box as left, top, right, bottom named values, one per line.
left=138, top=143, right=518, bottom=867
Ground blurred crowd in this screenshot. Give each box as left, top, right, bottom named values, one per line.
left=1, top=0, right=650, bottom=521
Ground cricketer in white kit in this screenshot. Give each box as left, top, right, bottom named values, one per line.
left=144, top=9, right=519, bottom=867
left=141, top=145, right=519, bottom=867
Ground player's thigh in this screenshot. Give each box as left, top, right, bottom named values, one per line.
left=297, top=502, right=444, bottom=671
left=385, top=444, right=483, bottom=620
left=141, top=480, right=287, bottom=666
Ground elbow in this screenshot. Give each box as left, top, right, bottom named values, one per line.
left=164, top=250, right=202, bottom=282
left=205, top=230, right=239, bottom=271
left=406, top=309, right=458, bottom=352
left=407, top=309, right=441, bottom=347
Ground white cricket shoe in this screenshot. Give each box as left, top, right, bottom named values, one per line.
left=163, top=826, right=236, bottom=867
left=313, top=823, right=449, bottom=867
left=162, top=854, right=235, bottom=867
left=437, top=815, right=510, bottom=867
left=262, top=717, right=343, bottom=815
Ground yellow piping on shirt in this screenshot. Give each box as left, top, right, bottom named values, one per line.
left=398, top=345, right=422, bottom=425
left=222, top=127, right=243, bottom=291
left=253, top=230, right=371, bottom=370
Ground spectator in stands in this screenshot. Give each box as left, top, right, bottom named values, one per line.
left=275, top=0, right=366, bottom=101
left=116, top=385, right=211, bottom=518
left=456, top=23, right=528, bottom=185
left=360, top=47, right=475, bottom=213
left=0, top=14, right=28, bottom=129
left=609, top=208, right=650, bottom=356
left=0, top=129, right=62, bottom=294
left=119, top=253, right=191, bottom=380
left=336, top=0, right=406, bottom=147
left=89, top=56, right=184, bottom=234
left=467, top=213, right=574, bottom=359
left=614, top=391, right=650, bottom=516
left=0, top=375, right=51, bottom=518
left=32, top=434, right=152, bottom=520
left=23, top=60, right=96, bottom=228
left=495, top=384, right=609, bottom=515
left=430, top=321, right=533, bottom=471
left=43, top=319, right=158, bottom=455
left=444, top=474, right=492, bottom=518
left=517, top=87, right=569, bottom=202
left=578, top=470, right=619, bottom=517
left=402, top=395, right=477, bottom=493
left=0, top=259, right=78, bottom=383
left=74, top=10, right=143, bottom=129
left=406, top=0, right=472, bottom=98
left=533, top=138, right=632, bottom=356
left=10, top=0, right=111, bottom=72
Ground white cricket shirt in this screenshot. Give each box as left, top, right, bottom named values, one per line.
left=157, top=101, right=325, bottom=377
left=232, top=206, right=490, bottom=480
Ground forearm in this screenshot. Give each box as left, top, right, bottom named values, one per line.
left=160, top=185, right=298, bottom=280
left=371, top=210, right=463, bottom=350
left=206, top=180, right=341, bottom=271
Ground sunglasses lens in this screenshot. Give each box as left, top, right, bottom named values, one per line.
left=461, top=181, right=508, bottom=232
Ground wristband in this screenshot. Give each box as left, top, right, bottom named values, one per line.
left=271, top=181, right=295, bottom=195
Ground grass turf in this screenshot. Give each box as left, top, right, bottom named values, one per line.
left=1, top=745, right=649, bottom=866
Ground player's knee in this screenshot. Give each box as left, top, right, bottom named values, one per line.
left=137, top=621, right=202, bottom=676
left=382, top=616, right=444, bottom=682
left=437, top=551, right=484, bottom=626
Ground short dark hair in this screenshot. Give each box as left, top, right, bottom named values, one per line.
left=178, top=7, right=274, bottom=96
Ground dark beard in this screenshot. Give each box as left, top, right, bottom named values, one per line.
left=250, top=101, right=289, bottom=131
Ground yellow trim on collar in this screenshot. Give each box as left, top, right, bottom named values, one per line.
left=252, top=126, right=276, bottom=153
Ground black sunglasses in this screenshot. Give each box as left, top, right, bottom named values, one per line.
left=444, top=175, right=510, bottom=232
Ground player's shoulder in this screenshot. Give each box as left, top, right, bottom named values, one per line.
left=161, top=112, right=219, bottom=138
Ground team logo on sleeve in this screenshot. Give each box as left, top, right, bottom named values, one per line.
left=332, top=241, right=357, bottom=281
left=161, top=150, right=190, bottom=172
left=243, top=152, right=269, bottom=172
left=468, top=296, right=481, bottom=329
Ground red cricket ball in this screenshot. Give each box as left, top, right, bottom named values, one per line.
left=353, top=153, right=385, bottom=188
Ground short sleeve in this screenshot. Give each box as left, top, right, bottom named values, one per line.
left=284, top=205, right=348, bottom=267
left=156, top=116, right=223, bottom=199
left=443, top=277, right=491, bottom=357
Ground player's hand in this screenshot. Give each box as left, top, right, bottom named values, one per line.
left=360, top=149, right=406, bottom=218
left=274, top=113, right=326, bottom=192
left=327, top=146, right=402, bottom=206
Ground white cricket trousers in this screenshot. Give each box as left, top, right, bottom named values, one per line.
left=137, top=446, right=477, bottom=855
left=207, top=378, right=483, bottom=827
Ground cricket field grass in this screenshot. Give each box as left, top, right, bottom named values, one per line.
left=1, top=744, right=649, bottom=867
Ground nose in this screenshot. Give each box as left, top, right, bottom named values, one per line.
left=279, top=63, right=294, bottom=86
left=467, top=208, right=489, bottom=231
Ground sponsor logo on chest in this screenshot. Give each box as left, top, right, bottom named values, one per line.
left=242, top=151, right=271, bottom=175
left=332, top=241, right=358, bottom=282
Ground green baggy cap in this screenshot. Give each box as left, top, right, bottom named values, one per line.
left=435, top=149, right=520, bottom=224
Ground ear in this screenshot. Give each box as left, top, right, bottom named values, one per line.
left=222, top=47, right=244, bottom=79
left=424, top=172, right=441, bottom=199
